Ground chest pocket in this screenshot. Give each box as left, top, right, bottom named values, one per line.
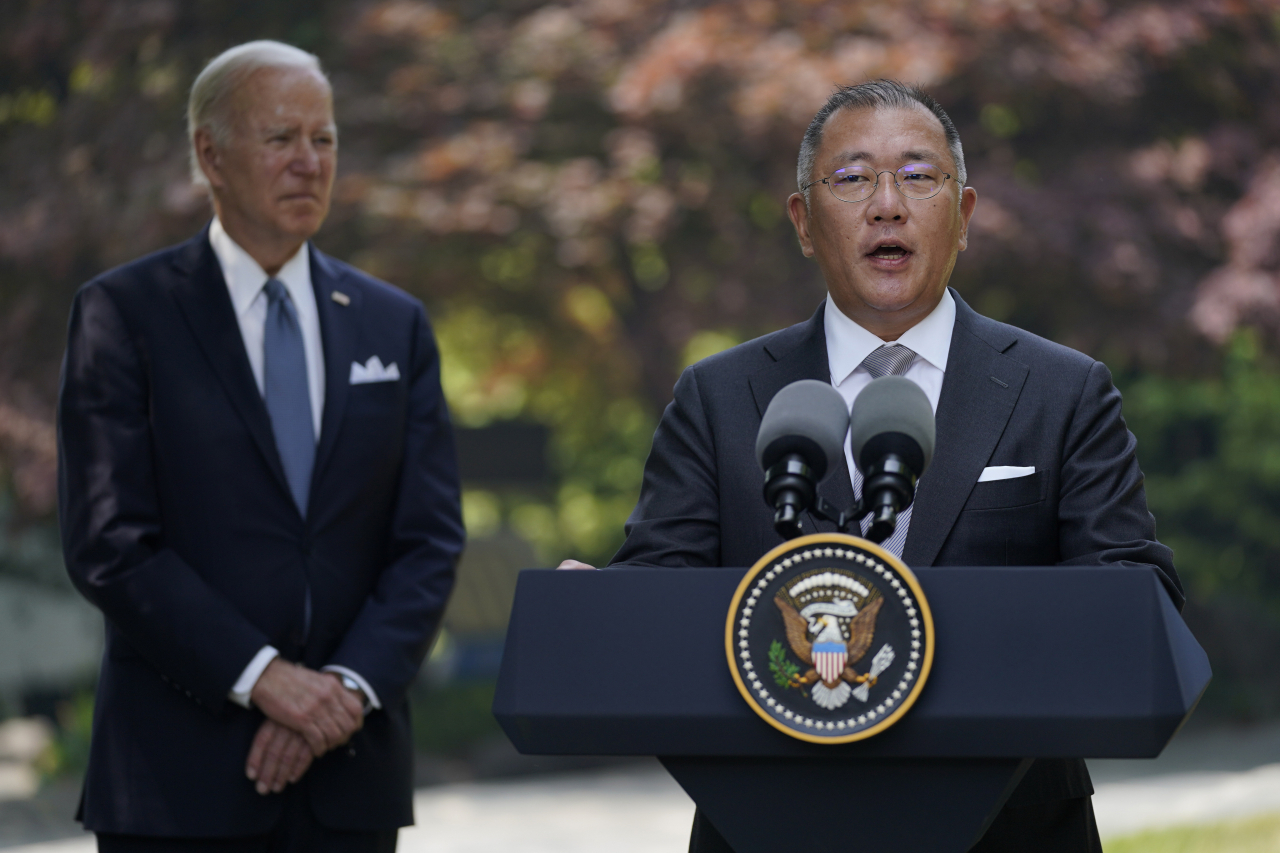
left=347, top=377, right=404, bottom=418
left=964, top=469, right=1046, bottom=511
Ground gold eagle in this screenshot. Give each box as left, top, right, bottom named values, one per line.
left=774, top=594, right=884, bottom=688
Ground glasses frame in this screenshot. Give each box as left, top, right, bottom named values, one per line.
left=802, top=165, right=953, bottom=203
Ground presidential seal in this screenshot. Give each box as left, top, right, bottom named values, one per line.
left=726, top=532, right=934, bottom=743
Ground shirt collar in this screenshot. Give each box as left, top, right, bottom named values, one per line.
left=824, top=288, right=956, bottom=385
left=208, top=217, right=312, bottom=316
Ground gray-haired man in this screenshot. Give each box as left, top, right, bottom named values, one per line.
left=58, top=40, right=463, bottom=851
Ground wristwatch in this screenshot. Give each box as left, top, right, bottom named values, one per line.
left=338, top=674, right=372, bottom=714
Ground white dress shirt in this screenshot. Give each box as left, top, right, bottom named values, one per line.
left=824, top=289, right=956, bottom=494
left=209, top=218, right=325, bottom=437
left=208, top=219, right=380, bottom=712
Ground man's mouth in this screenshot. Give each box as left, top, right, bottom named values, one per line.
left=868, top=243, right=910, bottom=261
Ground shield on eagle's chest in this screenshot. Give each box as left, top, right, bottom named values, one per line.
left=812, top=642, right=847, bottom=684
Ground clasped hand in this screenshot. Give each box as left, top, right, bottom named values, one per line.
left=244, top=659, right=365, bottom=795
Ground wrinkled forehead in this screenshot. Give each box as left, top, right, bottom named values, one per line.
left=818, top=104, right=950, bottom=170
left=231, top=65, right=333, bottom=123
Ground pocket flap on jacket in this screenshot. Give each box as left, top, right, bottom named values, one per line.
left=964, top=469, right=1046, bottom=510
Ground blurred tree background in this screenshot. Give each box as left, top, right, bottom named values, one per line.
left=2, top=0, right=1280, bottom=751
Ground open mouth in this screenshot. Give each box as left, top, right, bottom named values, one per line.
left=867, top=243, right=910, bottom=261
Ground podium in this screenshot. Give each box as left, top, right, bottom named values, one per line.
left=493, top=565, right=1209, bottom=852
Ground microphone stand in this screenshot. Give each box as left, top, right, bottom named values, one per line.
left=765, top=452, right=917, bottom=546
left=765, top=455, right=868, bottom=542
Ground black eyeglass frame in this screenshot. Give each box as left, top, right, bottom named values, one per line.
left=801, top=166, right=953, bottom=203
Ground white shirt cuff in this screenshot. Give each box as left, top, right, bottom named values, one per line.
left=321, top=665, right=382, bottom=712
left=228, top=646, right=280, bottom=708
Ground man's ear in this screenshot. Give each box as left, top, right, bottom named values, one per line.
left=956, top=186, right=978, bottom=252
left=193, top=127, right=226, bottom=190
left=786, top=192, right=815, bottom=258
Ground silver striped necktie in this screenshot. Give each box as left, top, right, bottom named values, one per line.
left=852, top=345, right=917, bottom=557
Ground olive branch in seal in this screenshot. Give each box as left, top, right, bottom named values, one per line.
left=768, top=640, right=807, bottom=695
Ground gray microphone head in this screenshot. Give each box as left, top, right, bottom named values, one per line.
left=849, top=376, right=936, bottom=476
left=755, top=380, right=850, bottom=480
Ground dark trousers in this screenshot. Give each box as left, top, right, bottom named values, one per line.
left=689, top=796, right=1102, bottom=852
left=96, top=787, right=397, bottom=853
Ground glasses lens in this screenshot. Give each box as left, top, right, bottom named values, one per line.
left=827, top=166, right=877, bottom=202
left=896, top=163, right=945, bottom=199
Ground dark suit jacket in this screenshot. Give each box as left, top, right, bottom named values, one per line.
left=57, top=228, right=464, bottom=836
left=612, top=289, right=1182, bottom=806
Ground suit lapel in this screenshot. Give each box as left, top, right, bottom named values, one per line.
left=747, top=302, right=856, bottom=534
left=903, top=291, right=1028, bottom=567
left=310, top=247, right=361, bottom=488
left=168, top=228, right=292, bottom=496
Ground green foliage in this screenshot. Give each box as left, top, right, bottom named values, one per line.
left=410, top=682, right=503, bottom=758
left=4, top=0, right=1280, bottom=723
left=768, top=640, right=800, bottom=690
left=1105, top=811, right=1280, bottom=852
left=1121, top=333, right=1280, bottom=609
left=36, top=691, right=95, bottom=780
left=980, top=104, right=1020, bottom=139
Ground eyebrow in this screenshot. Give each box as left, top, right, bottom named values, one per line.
left=260, top=124, right=338, bottom=136
left=834, top=149, right=943, bottom=165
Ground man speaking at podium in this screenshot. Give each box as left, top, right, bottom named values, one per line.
left=561, top=80, right=1182, bottom=851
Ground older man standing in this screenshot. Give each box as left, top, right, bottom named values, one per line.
left=564, top=81, right=1183, bottom=851
left=57, top=41, right=463, bottom=851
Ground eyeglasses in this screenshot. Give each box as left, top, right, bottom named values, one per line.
left=802, top=163, right=952, bottom=203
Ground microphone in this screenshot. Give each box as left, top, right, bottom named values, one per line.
left=755, top=380, right=851, bottom=540
left=849, top=376, right=936, bottom=544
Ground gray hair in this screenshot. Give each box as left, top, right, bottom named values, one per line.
left=797, top=80, right=967, bottom=207
left=187, top=40, right=328, bottom=186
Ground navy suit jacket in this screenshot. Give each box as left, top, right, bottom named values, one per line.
left=57, top=228, right=464, bottom=836
left=612, top=289, right=1183, bottom=805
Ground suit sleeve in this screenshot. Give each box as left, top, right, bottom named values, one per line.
left=322, top=304, right=464, bottom=710
left=610, top=365, right=723, bottom=567
left=57, top=282, right=271, bottom=711
left=1057, top=359, right=1185, bottom=609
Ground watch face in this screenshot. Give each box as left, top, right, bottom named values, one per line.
left=726, top=532, right=935, bottom=744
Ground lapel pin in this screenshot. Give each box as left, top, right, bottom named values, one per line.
left=331, top=291, right=350, bottom=306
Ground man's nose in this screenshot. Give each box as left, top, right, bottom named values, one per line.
left=866, top=171, right=906, bottom=222
left=291, top=141, right=322, bottom=175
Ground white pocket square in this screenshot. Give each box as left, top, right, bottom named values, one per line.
left=349, top=355, right=401, bottom=385
left=978, top=465, right=1035, bottom=482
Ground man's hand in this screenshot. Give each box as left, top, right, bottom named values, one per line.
left=250, top=658, right=364, bottom=756
left=557, top=559, right=597, bottom=570
left=245, top=719, right=313, bottom=795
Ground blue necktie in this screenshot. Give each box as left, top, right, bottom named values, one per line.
left=852, top=345, right=917, bottom=557
left=263, top=279, right=315, bottom=516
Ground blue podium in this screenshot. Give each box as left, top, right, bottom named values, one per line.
left=493, top=566, right=1208, bottom=852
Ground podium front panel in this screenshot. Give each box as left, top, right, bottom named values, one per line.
left=493, top=565, right=1209, bottom=758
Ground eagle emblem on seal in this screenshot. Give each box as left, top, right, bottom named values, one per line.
left=773, top=572, right=895, bottom=710
left=726, top=533, right=933, bottom=743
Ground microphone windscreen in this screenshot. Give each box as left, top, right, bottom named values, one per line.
left=848, top=376, right=936, bottom=475
left=755, top=380, right=851, bottom=479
